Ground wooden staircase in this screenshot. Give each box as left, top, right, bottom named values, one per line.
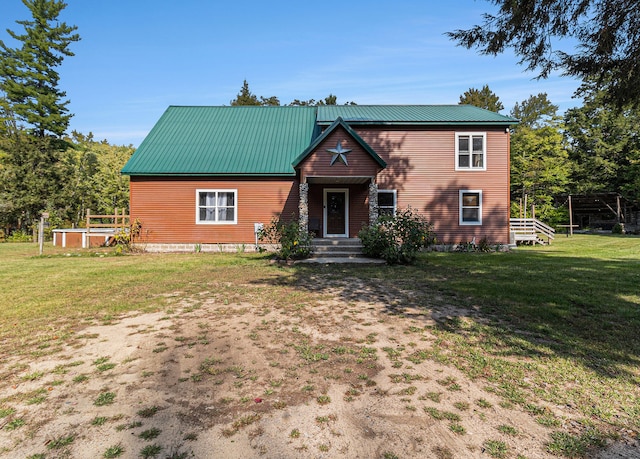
left=510, top=218, right=555, bottom=245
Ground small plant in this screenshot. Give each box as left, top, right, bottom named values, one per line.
left=449, top=423, right=466, bottom=435
left=137, top=406, right=160, bottom=418
left=546, top=429, right=606, bottom=457
left=0, top=407, right=16, bottom=418
left=96, top=362, right=116, bottom=372
left=139, top=444, right=162, bottom=458
left=258, top=216, right=313, bottom=260
left=103, top=443, right=124, bottom=458
left=537, top=414, right=561, bottom=427
left=423, top=407, right=461, bottom=422
left=22, top=371, right=44, bottom=381
left=222, top=413, right=262, bottom=437
left=423, top=392, right=442, bottom=403
left=497, top=424, right=518, bottom=436
left=476, top=398, right=492, bottom=408
left=483, top=439, right=508, bottom=458
left=47, top=435, right=74, bottom=449
left=92, top=416, right=108, bottom=426
left=73, top=374, right=89, bottom=383
left=454, top=401, right=470, bottom=411
left=94, top=391, right=116, bottom=406
left=358, top=206, right=436, bottom=264
left=290, top=428, right=301, bottom=438
left=5, top=418, right=25, bottom=430
left=317, top=395, right=331, bottom=405
left=139, top=427, right=161, bottom=440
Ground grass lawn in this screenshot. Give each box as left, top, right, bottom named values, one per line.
left=0, top=234, right=639, bottom=457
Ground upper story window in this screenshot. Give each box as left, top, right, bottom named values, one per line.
left=196, top=189, right=237, bottom=224
left=377, top=190, right=397, bottom=216
left=456, top=133, right=486, bottom=171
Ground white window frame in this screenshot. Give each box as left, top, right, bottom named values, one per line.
left=459, top=190, right=482, bottom=225
left=196, top=189, right=238, bottom=225
left=455, top=132, right=487, bottom=171
left=377, top=190, right=397, bottom=216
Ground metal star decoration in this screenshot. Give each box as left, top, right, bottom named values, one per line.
left=327, top=140, right=352, bottom=166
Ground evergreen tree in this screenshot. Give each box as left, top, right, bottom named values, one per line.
left=511, top=93, right=558, bottom=129
left=0, top=0, right=80, bottom=137
left=230, top=80, right=280, bottom=106
left=510, top=94, right=571, bottom=224
left=0, top=0, right=79, bottom=231
left=564, top=80, right=640, bottom=203
left=447, top=0, right=640, bottom=108
left=459, top=85, right=504, bottom=112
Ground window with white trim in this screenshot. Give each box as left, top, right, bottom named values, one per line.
left=196, top=189, right=237, bottom=224
left=377, top=190, right=397, bottom=216
left=459, top=190, right=482, bottom=225
left=455, top=133, right=486, bottom=170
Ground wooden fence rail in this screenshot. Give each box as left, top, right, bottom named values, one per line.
left=86, top=208, right=129, bottom=237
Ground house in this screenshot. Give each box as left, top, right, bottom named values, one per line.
left=121, top=105, right=517, bottom=251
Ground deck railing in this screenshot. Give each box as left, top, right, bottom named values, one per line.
left=510, top=218, right=555, bottom=244
left=86, top=208, right=129, bottom=236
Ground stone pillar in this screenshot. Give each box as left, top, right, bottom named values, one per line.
left=299, top=182, right=309, bottom=232
left=368, top=181, right=379, bottom=225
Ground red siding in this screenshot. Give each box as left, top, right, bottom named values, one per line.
left=356, top=126, right=510, bottom=244
left=298, top=127, right=382, bottom=181
left=129, top=126, right=511, bottom=245
left=130, top=177, right=299, bottom=243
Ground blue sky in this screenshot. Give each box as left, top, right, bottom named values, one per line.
left=1, top=0, right=582, bottom=147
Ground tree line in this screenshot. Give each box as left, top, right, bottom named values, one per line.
left=0, top=0, right=132, bottom=238
left=2, top=0, right=638, bottom=239
left=460, top=83, right=640, bottom=225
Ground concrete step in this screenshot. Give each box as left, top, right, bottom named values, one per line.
left=311, top=238, right=365, bottom=258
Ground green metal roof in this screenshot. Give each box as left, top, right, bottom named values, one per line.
left=122, top=105, right=517, bottom=176
left=317, top=105, right=517, bottom=125
left=121, top=106, right=318, bottom=176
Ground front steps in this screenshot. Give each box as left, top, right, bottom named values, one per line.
left=300, top=238, right=385, bottom=264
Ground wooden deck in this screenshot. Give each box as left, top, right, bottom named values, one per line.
left=510, top=218, right=555, bottom=245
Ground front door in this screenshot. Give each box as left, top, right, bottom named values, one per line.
left=323, top=189, right=349, bottom=237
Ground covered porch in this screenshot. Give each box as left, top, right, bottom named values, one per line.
left=298, top=177, right=379, bottom=239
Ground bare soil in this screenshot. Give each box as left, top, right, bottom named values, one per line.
left=0, top=276, right=637, bottom=458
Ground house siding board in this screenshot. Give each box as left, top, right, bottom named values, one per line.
left=130, top=177, right=299, bottom=244
left=298, top=127, right=381, bottom=182
left=355, top=126, right=510, bottom=243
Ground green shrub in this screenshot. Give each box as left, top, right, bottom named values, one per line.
left=6, top=230, right=32, bottom=243
left=612, top=223, right=625, bottom=234
left=358, top=207, right=436, bottom=264
left=258, top=216, right=313, bottom=260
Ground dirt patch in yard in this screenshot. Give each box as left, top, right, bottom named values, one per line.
left=0, top=275, right=637, bottom=458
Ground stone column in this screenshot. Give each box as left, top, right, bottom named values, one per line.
left=368, top=181, right=379, bottom=225
left=299, top=182, right=309, bottom=232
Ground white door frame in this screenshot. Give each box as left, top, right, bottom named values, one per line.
left=323, top=188, right=349, bottom=238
